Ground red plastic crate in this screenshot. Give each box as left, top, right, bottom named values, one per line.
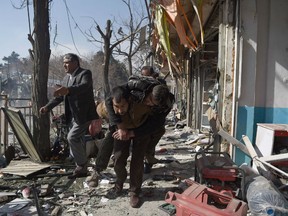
left=165, top=181, right=248, bottom=216
left=195, top=152, right=239, bottom=182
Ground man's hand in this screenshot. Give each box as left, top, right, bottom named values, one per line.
left=53, top=85, right=69, bottom=97
left=39, top=106, right=48, bottom=114
left=112, top=129, right=130, bottom=140
left=89, top=119, right=103, bottom=137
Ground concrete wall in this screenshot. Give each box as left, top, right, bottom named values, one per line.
left=235, top=0, right=288, bottom=164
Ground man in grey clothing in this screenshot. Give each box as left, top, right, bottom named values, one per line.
left=40, top=53, right=102, bottom=179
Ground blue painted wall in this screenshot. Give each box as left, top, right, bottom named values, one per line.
left=235, top=106, right=288, bottom=165
left=229, top=1, right=288, bottom=165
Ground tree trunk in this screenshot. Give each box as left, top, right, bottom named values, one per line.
left=31, top=0, right=51, bottom=160
left=127, top=56, right=133, bottom=76
left=103, top=20, right=112, bottom=97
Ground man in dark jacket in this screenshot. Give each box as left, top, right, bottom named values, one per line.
left=90, top=85, right=152, bottom=177
left=140, top=65, right=167, bottom=85
left=140, top=66, right=171, bottom=173
left=40, top=53, right=102, bottom=179
left=108, top=75, right=173, bottom=129
left=105, top=76, right=174, bottom=208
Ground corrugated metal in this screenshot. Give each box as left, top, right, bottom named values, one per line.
left=1, top=160, right=51, bottom=177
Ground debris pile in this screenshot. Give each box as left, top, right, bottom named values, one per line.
left=0, top=120, right=288, bottom=215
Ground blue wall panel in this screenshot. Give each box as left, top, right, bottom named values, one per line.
left=235, top=106, right=259, bottom=165
left=233, top=106, right=288, bottom=165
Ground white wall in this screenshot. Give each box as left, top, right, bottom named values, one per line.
left=238, top=0, right=258, bottom=107
left=239, top=0, right=288, bottom=109
left=266, top=0, right=288, bottom=108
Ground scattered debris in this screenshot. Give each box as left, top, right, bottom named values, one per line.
left=0, top=198, right=37, bottom=215
left=1, top=120, right=288, bottom=215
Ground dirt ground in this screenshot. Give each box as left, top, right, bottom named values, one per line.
left=4, top=122, right=288, bottom=215
left=0, top=126, right=201, bottom=216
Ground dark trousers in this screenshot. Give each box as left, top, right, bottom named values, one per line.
left=113, top=134, right=149, bottom=196
left=95, top=130, right=114, bottom=171
left=145, top=126, right=165, bottom=163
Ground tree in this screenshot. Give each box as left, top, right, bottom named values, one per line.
left=113, top=0, right=149, bottom=75
left=1, top=52, right=31, bottom=97
left=87, top=20, right=130, bottom=96
left=28, top=0, right=51, bottom=160
left=86, top=1, right=148, bottom=96
left=87, top=51, right=127, bottom=100
left=2, top=51, right=20, bottom=79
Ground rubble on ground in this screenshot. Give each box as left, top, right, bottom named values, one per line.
left=0, top=124, right=288, bottom=215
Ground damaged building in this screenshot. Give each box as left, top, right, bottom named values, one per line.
left=149, top=0, right=288, bottom=165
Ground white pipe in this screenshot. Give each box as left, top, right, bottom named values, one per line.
left=231, top=0, right=244, bottom=161
left=231, top=0, right=241, bottom=137
left=238, top=37, right=243, bottom=100
left=222, top=2, right=228, bottom=128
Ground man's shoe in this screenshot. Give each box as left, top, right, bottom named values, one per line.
left=108, top=154, right=115, bottom=167
left=145, top=156, right=159, bottom=164
left=105, top=182, right=123, bottom=199
left=68, top=165, right=88, bottom=179
left=86, top=170, right=100, bottom=187
left=144, top=162, right=152, bottom=174
left=130, top=194, right=140, bottom=208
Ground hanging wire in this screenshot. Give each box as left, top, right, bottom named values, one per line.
left=62, top=0, right=81, bottom=56
left=26, top=0, right=32, bottom=35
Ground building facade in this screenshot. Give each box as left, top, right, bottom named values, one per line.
left=150, top=0, right=288, bottom=164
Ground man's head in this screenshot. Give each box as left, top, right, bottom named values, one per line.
left=63, top=53, right=80, bottom=74
left=144, top=84, right=170, bottom=108
left=111, top=86, right=130, bottom=115
left=141, top=66, right=156, bottom=77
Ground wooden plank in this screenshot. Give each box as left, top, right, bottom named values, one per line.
left=0, top=192, right=16, bottom=196
left=218, top=129, right=250, bottom=155
left=255, top=157, right=288, bottom=178
left=242, top=136, right=258, bottom=158
left=260, top=153, right=288, bottom=163
left=1, top=107, right=43, bottom=162
left=1, top=160, right=51, bottom=177
left=242, top=135, right=288, bottom=178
